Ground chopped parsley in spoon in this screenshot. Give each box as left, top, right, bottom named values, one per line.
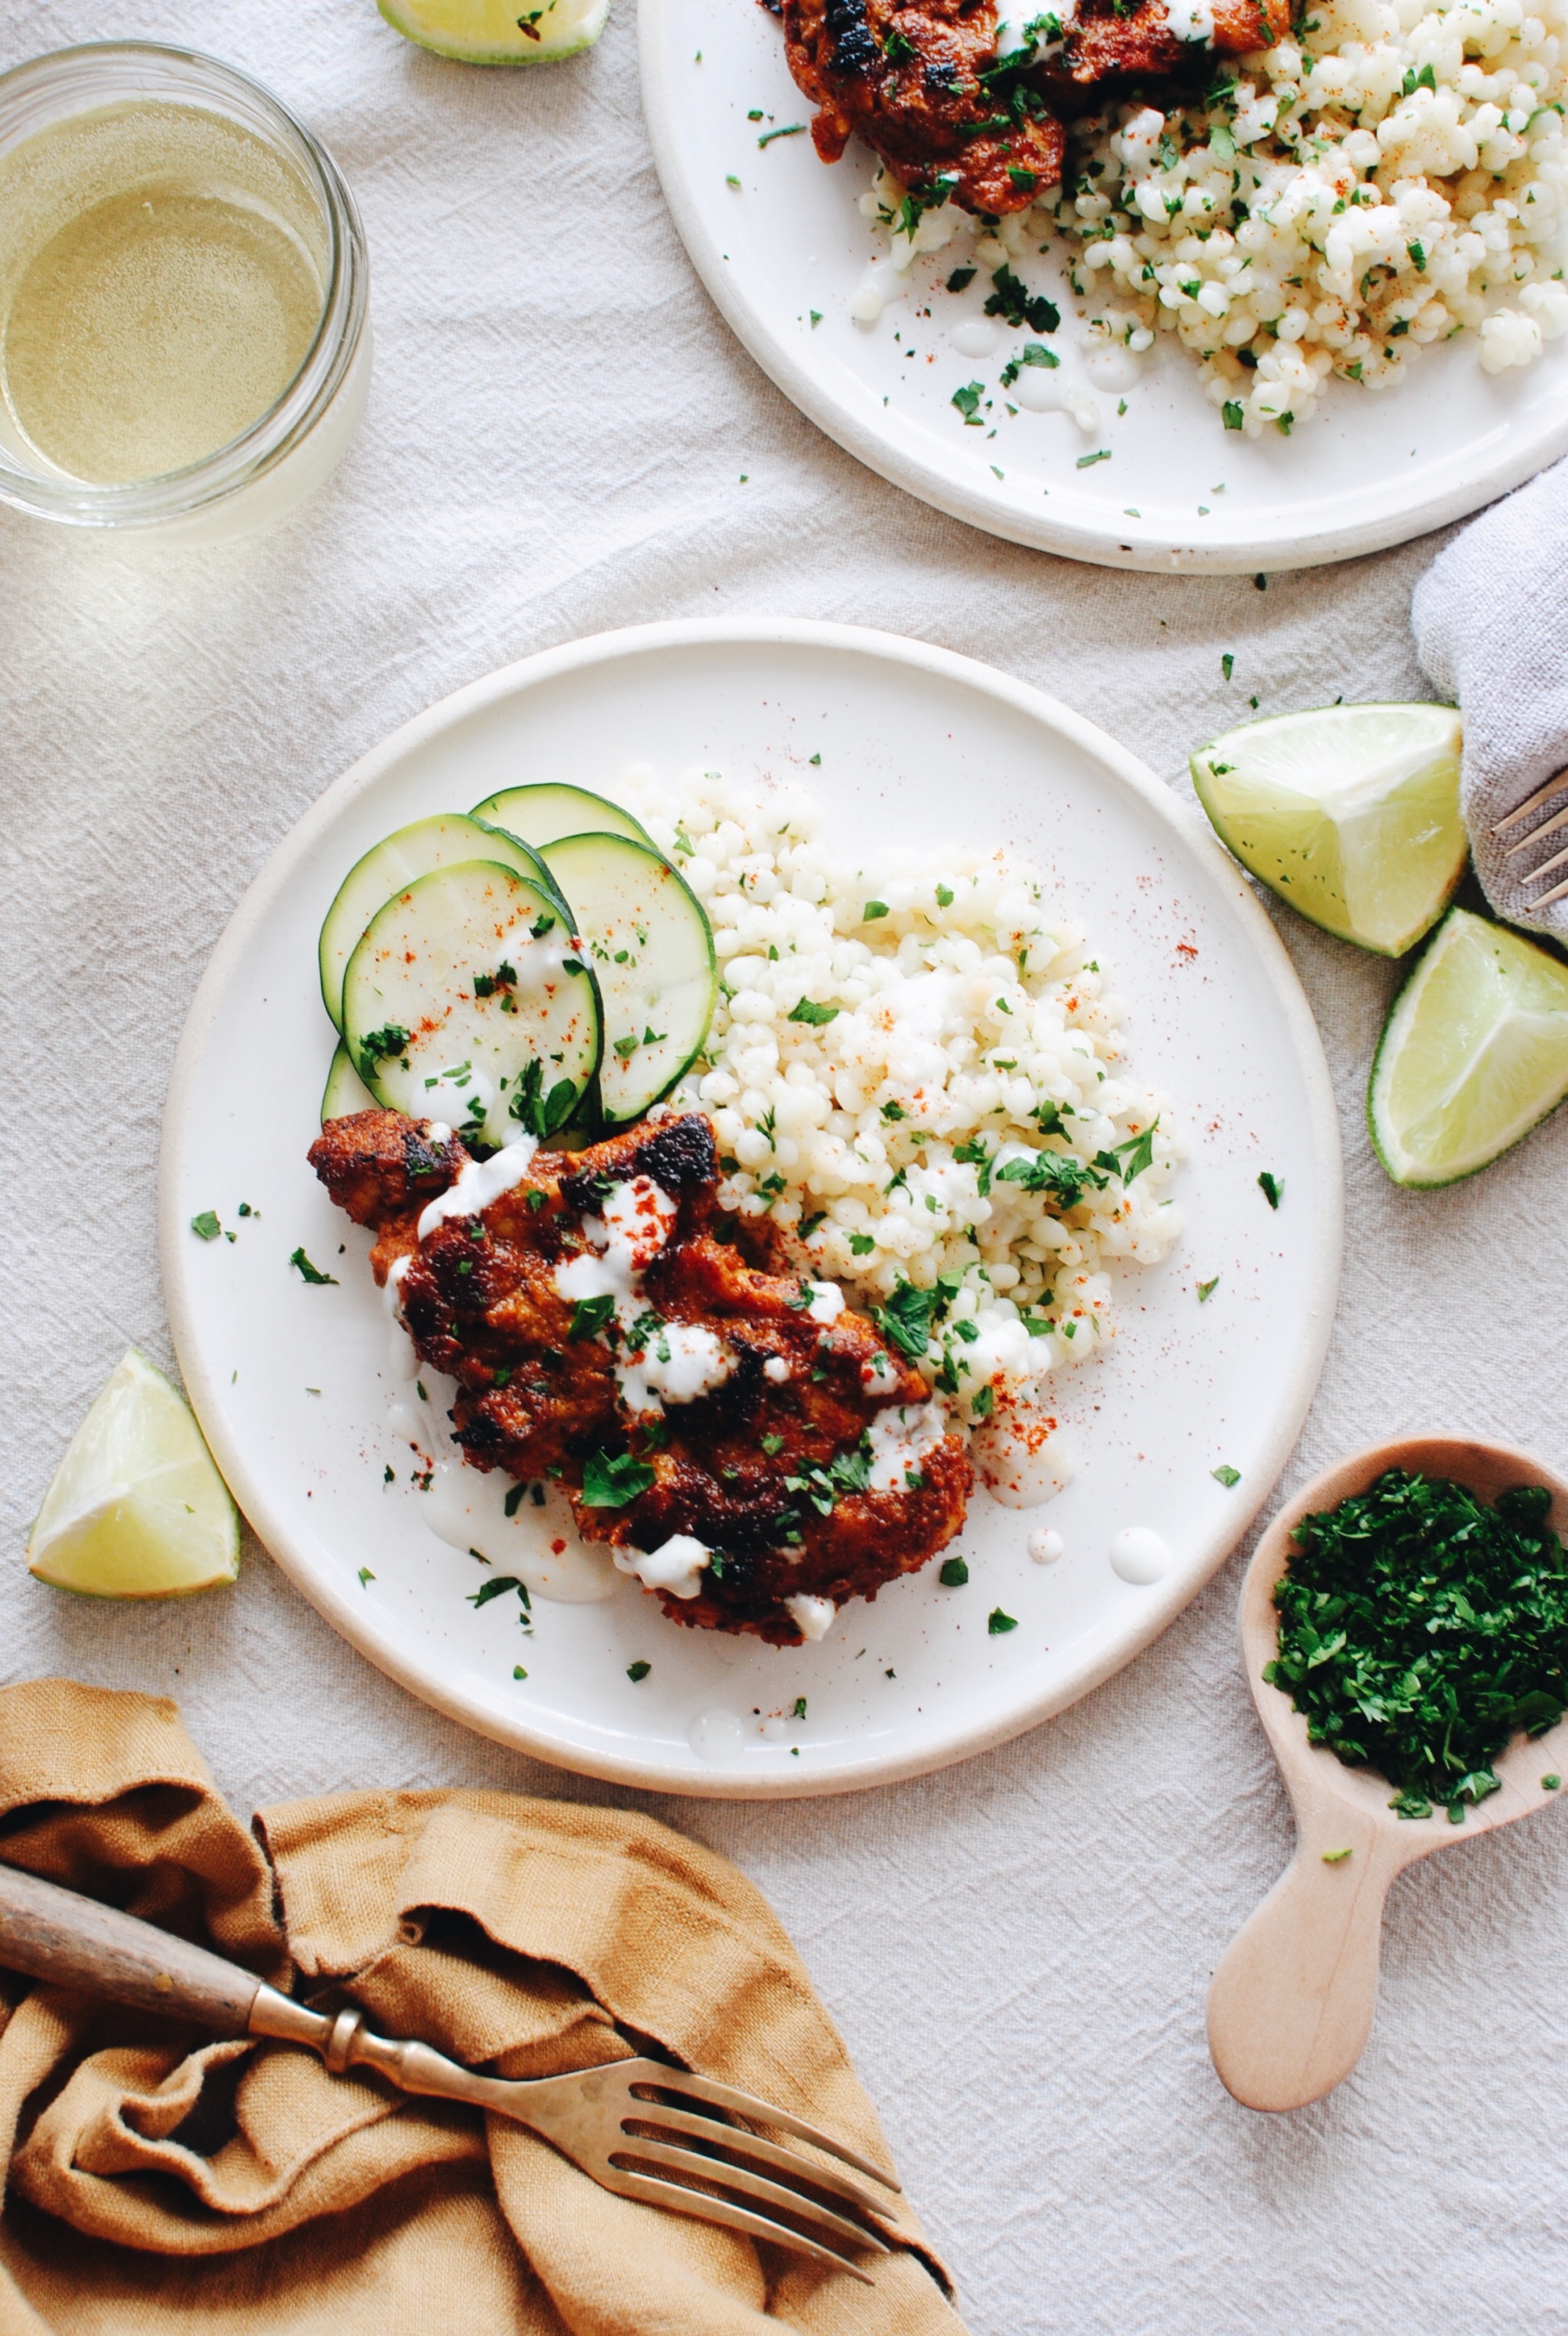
left=1266, top=1470, right=1568, bottom=1823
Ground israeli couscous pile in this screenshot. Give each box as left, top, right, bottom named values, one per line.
left=866, top=0, right=1568, bottom=436
left=620, top=768, right=1182, bottom=1456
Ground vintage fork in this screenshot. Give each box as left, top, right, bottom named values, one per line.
left=0, top=1862, right=900, bottom=2280
left=1493, top=767, right=1568, bottom=908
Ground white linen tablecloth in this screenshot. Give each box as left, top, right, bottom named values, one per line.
left=4, top=4, right=1566, bottom=2327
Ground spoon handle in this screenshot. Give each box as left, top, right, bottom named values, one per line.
left=1207, top=1810, right=1398, bottom=2112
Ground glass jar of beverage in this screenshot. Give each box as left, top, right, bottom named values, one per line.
left=0, top=41, right=370, bottom=542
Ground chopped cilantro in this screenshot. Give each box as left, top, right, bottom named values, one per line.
left=872, top=1276, right=942, bottom=1358
left=1257, top=1170, right=1283, bottom=1209
left=863, top=899, right=890, bottom=921
left=468, top=1574, right=523, bottom=1608
left=952, top=381, right=984, bottom=423
left=953, top=1135, right=993, bottom=1195
left=946, top=265, right=977, bottom=291
left=357, top=1024, right=410, bottom=1081
left=1116, top=1120, right=1159, bottom=1183
left=1266, top=1472, right=1568, bottom=1822
left=1545, top=1774, right=1562, bottom=1791
left=357, top=1567, right=375, bottom=1587
left=290, top=1248, right=338, bottom=1285
left=581, top=1450, right=657, bottom=1508
left=1213, top=1463, right=1242, bottom=1487
left=995, top=1149, right=1103, bottom=1208
left=1000, top=343, right=1059, bottom=386
left=569, top=1294, right=616, bottom=1341
left=514, top=1665, right=528, bottom=1680
left=971, top=1384, right=995, bottom=1420
left=761, top=1433, right=786, bottom=1456
left=504, top=1483, right=527, bottom=1517
left=1223, top=401, right=1245, bottom=431
left=792, top=1695, right=808, bottom=1717
left=509, top=1057, right=578, bottom=1138
left=940, top=1555, right=970, bottom=1587
left=985, top=264, right=1059, bottom=334
left=613, top=1034, right=640, bottom=1059
left=1198, top=1276, right=1220, bottom=1303
left=1221, top=653, right=1235, bottom=680
left=190, top=1210, right=222, bottom=1241
left=936, top=883, right=954, bottom=908
left=988, top=1607, right=1019, bottom=1635
left=627, top=1659, right=653, bottom=1681
left=788, top=997, right=839, bottom=1025
left=1076, top=448, right=1111, bottom=469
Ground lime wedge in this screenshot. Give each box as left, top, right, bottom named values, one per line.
left=1192, top=703, right=1466, bottom=957
left=27, top=1350, right=240, bottom=1597
left=377, top=0, right=609, bottom=63
left=1369, top=908, right=1568, bottom=1186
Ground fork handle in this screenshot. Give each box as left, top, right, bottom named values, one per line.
left=0, top=1861, right=326, bottom=2048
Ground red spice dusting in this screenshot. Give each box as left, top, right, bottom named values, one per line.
left=550, top=1537, right=566, bottom=1555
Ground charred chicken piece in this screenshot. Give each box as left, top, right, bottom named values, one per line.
left=781, top=0, right=1065, bottom=215
left=1048, top=0, right=1291, bottom=92
left=774, top=0, right=1292, bottom=219
left=310, top=1107, right=972, bottom=1646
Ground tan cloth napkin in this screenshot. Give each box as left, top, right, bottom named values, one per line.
left=0, top=1680, right=961, bottom=2336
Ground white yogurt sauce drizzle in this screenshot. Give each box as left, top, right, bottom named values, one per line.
left=1161, top=0, right=1216, bottom=42
left=551, top=1176, right=736, bottom=1416
left=615, top=1534, right=711, bottom=1600
left=865, top=1400, right=946, bottom=1492
left=785, top=1593, right=837, bottom=1641
left=416, top=1133, right=539, bottom=1241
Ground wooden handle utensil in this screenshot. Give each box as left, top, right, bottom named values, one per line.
left=1207, top=1436, right=1568, bottom=2114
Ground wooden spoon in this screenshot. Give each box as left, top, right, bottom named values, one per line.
left=1207, top=1435, right=1568, bottom=2114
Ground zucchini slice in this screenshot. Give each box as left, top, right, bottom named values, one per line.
left=342, top=861, right=602, bottom=1149
left=319, top=813, right=560, bottom=1032
left=321, top=1041, right=377, bottom=1125
left=538, top=832, right=716, bottom=1124
left=470, top=783, right=653, bottom=854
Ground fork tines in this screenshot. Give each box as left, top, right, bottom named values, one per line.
left=610, top=2067, right=899, bottom=2280
left=1493, top=768, right=1568, bottom=836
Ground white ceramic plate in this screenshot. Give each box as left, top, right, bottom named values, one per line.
left=161, top=619, right=1341, bottom=1796
left=640, top=0, right=1568, bottom=574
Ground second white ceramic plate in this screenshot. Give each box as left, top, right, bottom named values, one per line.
left=640, top=0, right=1568, bottom=573
left=161, top=619, right=1341, bottom=1795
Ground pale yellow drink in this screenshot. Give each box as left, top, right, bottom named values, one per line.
left=0, top=98, right=327, bottom=484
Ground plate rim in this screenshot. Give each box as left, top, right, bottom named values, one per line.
left=160, top=615, right=1345, bottom=1796
left=637, top=0, right=1568, bottom=577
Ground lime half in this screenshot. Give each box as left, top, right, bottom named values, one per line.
left=1192, top=702, right=1466, bottom=957
left=27, top=1350, right=240, bottom=1597
left=1369, top=908, right=1568, bottom=1186
left=377, top=0, right=610, bottom=63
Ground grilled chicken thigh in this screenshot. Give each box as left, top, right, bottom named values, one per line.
left=311, top=1107, right=972, bottom=1645
left=774, top=0, right=1291, bottom=215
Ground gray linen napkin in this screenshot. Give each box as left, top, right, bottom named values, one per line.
left=1411, top=454, right=1568, bottom=937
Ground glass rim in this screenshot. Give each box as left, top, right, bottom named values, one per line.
left=0, top=40, right=369, bottom=528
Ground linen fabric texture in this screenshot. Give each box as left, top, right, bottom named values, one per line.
left=1412, top=453, right=1568, bottom=935
left=0, top=1679, right=957, bottom=2336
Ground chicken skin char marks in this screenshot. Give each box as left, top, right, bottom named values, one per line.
left=309, top=1108, right=972, bottom=1646
left=774, top=0, right=1291, bottom=217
